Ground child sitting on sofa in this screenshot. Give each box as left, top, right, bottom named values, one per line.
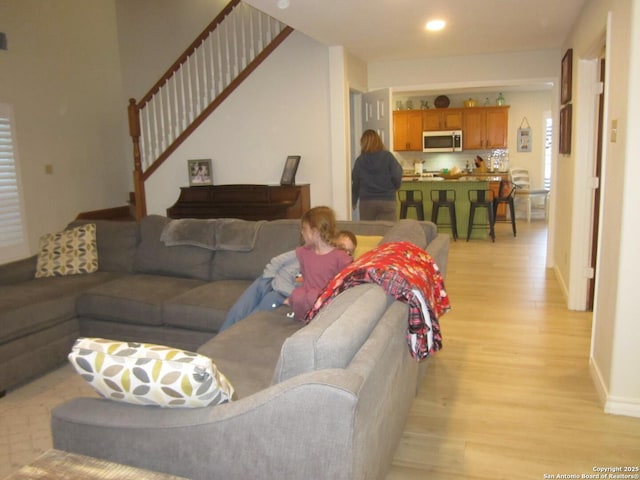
left=284, top=206, right=354, bottom=321
left=219, top=225, right=356, bottom=332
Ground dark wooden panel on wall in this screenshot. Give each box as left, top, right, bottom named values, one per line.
left=166, top=184, right=310, bottom=221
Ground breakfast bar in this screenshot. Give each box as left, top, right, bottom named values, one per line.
left=399, top=175, right=506, bottom=240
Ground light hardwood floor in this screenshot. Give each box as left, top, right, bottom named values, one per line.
left=387, top=221, right=640, bottom=479
left=1, top=221, right=639, bottom=479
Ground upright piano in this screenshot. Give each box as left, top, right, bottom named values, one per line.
left=166, top=184, right=310, bottom=221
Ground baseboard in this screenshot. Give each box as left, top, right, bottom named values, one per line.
left=589, top=357, right=608, bottom=405
left=590, top=358, right=640, bottom=418
left=553, top=265, right=569, bottom=302
left=604, top=398, right=640, bottom=418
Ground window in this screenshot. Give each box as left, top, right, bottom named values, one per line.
left=544, top=115, right=552, bottom=190
left=0, top=103, right=28, bottom=262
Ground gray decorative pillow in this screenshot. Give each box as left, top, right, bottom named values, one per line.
left=69, top=338, right=234, bottom=408
left=380, top=219, right=427, bottom=249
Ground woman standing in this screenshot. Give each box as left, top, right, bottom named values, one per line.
left=351, top=129, right=403, bottom=221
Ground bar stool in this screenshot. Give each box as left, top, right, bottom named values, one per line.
left=467, top=189, right=495, bottom=242
left=492, top=180, right=517, bottom=237
left=398, top=190, right=425, bottom=220
left=430, top=189, right=458, bottom=240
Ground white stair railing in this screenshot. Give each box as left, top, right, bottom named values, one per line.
left=128, top=0, right=292, bottom=218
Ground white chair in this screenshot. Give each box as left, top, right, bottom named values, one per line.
left=509, top=168, right=550, bottom=222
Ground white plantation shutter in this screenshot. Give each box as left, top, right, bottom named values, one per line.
left=0, top=104, right=28, bottom=262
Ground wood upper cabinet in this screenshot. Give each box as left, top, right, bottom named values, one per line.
left=422, top=108, right=463, bottom=131
left=393, top=110, right=423, bottom=151
left=463, top=106, right=509, bottom=150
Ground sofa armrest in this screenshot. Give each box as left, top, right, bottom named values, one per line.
left=51, top=369, right=362, bottom=480
left=425, top=233, right=450, bottom=279
left=0, top=255, right=37, bottom=285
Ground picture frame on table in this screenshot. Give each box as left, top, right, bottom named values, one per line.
left=280, top=155, right=301, bottom=186
left=188, top=159, right=213, bottom=186
left=559, top=104, right=572, bottom=155
left=561, top=48, right=573, bottom=105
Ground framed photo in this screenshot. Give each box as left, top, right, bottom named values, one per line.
left=559, top=104, right=572, bottom=155
left=517, top=127, right=532, bottom=152
left=561, top=48, right=573, bottom=105
left=280, top=155, right=301, bottom=186
left=188, top=159, right=213, bottom=186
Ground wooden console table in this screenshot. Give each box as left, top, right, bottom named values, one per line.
left=5, top=449, right=187, bottom=479
left=166, top=184, right=310, bottom=221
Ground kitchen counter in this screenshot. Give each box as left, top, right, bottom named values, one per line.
left=402, top=173, right=507, bottom=182
left=399, top=179, right=506, bottom=240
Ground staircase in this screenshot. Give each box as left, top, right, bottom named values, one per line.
left=126, top=0, right=293, bottom=220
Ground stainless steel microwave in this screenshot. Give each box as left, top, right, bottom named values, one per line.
left=423, top=130, right=463, bottom=152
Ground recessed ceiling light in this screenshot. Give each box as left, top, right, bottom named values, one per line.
left=426, top=19, right=446, bottom=31
left=277, top=0, right=290, bottom=9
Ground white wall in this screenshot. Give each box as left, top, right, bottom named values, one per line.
left=575, top=0, right=640, bottom=417
left=145, top=32, right=333, bottom=216
left=115, top=0, right=228, bottom=102
left=0, top=0, right=129, bottom=254
left=368, top=49, right=559, bottom=92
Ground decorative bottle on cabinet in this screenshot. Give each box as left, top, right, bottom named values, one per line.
left=496, top=93, right=505, bottom=106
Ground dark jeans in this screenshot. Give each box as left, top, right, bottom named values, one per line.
left=358, top=199, right=397, bottom=221
left=219, top=276, right=286, bottom=332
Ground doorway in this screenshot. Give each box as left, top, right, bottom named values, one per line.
left=587, top=57, right=606, bottom=311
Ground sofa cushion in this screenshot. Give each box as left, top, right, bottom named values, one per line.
left=68, top=220, right=139, bottom=273
left=210, top=220, right=302, bottom=281
left=272, top=284, right=392, bottom=384
left=380, top=219, right=427, bottom=249
left=35, top=224, right=98, bottom=278
left=68, top=338, right=234, bottom=408
left=134, top=215, right=212, bottom=281
left=163, top=280, right=252, bottom=333
left=76, top=274, right=205, bottom=326
left=197, top=308, right=304, bottom=398
left=0, top=272, right=123, bottom=344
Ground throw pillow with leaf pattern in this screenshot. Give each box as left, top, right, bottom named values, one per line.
left=68, top=338, right=235, bottom=408
left=35, top=223, right=98, bottom=278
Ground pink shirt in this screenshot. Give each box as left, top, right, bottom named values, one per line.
left=289, top=245, right=352, bottom=320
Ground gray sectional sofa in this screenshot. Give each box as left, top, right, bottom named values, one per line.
left=0, top=214, right=449, bottom=479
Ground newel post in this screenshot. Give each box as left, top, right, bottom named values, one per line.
left=128, top=98, right=147, bottom=220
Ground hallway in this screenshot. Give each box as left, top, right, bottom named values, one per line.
left=387, top=221, right=640, bottom=478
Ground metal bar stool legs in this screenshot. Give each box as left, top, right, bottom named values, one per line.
left=467, top=189, right=495, bottom=242
left=493, top=180, right=517, bottom=237
left=493, top=196, right=516, bottom=236
left=398, top=190, right=425, bottom=220
left=430, top=189, right=458, bottom=240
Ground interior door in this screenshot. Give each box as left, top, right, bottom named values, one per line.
left=362, top=88, right=392, bottom=150
left=350, top=88, right=392, bottom=219
left=587, top=57, right=605, bottom=311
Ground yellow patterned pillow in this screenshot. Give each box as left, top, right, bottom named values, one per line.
left=35, top=224, right=98, bottom=278
left=68, top=338, right=235, bottom=408
left=354, top=235, right=383, bottom=259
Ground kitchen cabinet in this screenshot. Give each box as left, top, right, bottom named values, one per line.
left=393, top=110, right=423, bottom=151
left=422, top=108, right=463, bottom=131
left=463, top=106, right=509, bottom=150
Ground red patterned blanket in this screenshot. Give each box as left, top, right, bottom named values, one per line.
left=305, top=241, right=451, bottom=361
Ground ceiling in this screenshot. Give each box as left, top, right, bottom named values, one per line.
left=245, top=0, right=587, bottom=64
